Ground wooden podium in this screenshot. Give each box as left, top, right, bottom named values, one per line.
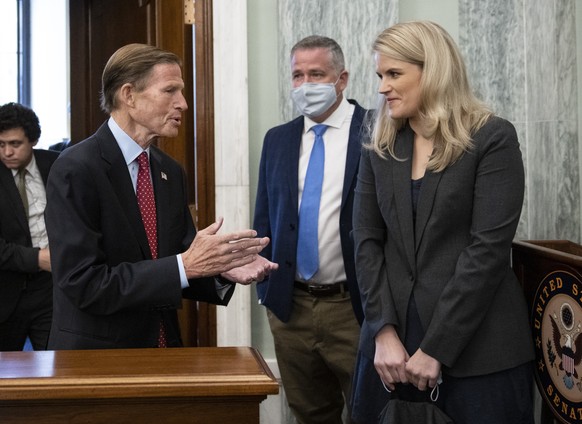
left=512, top=240, right=582, bottom=424
left=0, top=347, right=279, bottom=424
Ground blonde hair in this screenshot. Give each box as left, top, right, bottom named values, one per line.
left=370, top=21, right=492, bottom=172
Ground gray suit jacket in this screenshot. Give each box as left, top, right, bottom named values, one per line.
left=353, top=116, right=534, bottom=377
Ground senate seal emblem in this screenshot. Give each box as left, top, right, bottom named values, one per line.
left=533, top=270, right=582, bottom=423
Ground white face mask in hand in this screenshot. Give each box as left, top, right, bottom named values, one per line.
left=290, top=78, right=339, bottom=119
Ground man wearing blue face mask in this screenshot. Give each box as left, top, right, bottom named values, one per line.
left=253, top=35, right=368, bottom=423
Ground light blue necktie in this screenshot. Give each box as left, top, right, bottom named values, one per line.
left=296, top=124, right=328, bottom=281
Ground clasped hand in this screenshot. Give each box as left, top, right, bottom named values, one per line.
left=181, top=217, right=278, bottom=284
left=38, top=247, right=51, bottom=272
left=374, top=325, right=441, bottom=392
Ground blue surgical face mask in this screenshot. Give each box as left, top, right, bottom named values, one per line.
left=290, top=78, right=339, bottom=119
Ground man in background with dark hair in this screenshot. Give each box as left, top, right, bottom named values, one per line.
left=0, top=102, right=57, bottom=351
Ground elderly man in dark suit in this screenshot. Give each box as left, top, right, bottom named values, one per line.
left=45, top=43, right=277, bottom=350
left=0, top=102, right=58, bottom=351
left=253, top=35, right=367, bottom=423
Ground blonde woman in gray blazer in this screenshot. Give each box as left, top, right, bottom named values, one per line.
left=351, top=21, right=534, bottom=424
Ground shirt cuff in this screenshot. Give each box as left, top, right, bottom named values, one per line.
left=177, top=254, right=232, bottom=299
left=215, top=275, right=234, bottom=300
left=176, top=254, right=188, bottom=289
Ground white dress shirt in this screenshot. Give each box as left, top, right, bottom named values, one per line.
left=297, top=97, right=355, bottom=284
left=108, top=118, right=189, bottom=289
left=107, top=118, right=229, bottom=295
left=13, top=154, right=48, bottom=248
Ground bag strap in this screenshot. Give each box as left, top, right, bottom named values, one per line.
left=381, top=372, right=443, bottom=402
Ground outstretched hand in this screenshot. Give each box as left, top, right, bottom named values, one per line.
left=181, top=217, right=270, bottom=279
left=221, top=255, right=279, bottom=285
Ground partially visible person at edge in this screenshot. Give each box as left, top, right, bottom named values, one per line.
left=254, top=35, right=371, bottom=423
left=0, top=102, right=57, bottom=351
left=45, top=43, right=278, bottom=350
left=350, top=21, right=534, bottom=423
left=48, top=138, right=70, bottom=152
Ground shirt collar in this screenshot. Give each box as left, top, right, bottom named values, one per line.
left=304, top=97, right=350, bottom=133
left=108, top=117, right=149, bottom=165
left=12, top=152, right=37, bottom=177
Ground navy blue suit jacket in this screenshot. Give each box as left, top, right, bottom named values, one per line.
left=254, top=99, right=367, bottom=324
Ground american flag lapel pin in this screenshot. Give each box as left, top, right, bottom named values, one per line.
left=161, top=171, right=167, bottom=180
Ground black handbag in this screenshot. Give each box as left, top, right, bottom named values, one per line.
left=378, top=398, right=453, bottom=423
left=378, top=381, right=453, bottom=424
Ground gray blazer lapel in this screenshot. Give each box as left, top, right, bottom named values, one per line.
left=342, top=105, right=365, bottom=208
left=393, top=127, right=416, bottom=272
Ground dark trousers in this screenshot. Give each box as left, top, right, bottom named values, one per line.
left=350, top=351, right=391, bottom=423
left=0, top=277, right=52, bottom=351
left=435, top=362, right=534, bottom=424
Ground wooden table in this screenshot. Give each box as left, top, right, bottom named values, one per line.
left=0, top=347, right=278, bottom=423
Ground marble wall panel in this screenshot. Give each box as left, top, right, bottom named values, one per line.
left=524, top=0, right=579, bottom=241
left=215, top=185, right=253, bottom=345
left=459, top=0, right=579, bottom=243
left=528, top=121, right=559, bottom=238
left=213, top=0, right=252, bottom=348
left=459, top=0, right=525, bottom=122
left=555, top=119, right=580, bottom=240
left=557, top=0, right=578, bottom=122
left=527, top=119, right=579, bottom=240
left=525, top=0, right=558, bottom=123
left=214, top=0, right=250, bottom=188
left=278, top=0, right=398, bottom=122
